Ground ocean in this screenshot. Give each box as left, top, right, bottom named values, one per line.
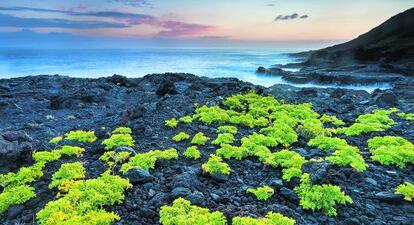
left=0, top=48, right=390, bottom=91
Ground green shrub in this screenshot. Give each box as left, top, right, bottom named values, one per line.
left=217, top=125, right=238, bottom=134
left=172, top=132, right=190, bottom=142
left=264, top=150, right=306, bottom=181
left=159, top=198, right=226, bottom=225
left=102, top=133, right=135, bottom=150
left=65, top=130, right=97, bottom=143
left=242, top=133, right=277, bottom=147
left=368, top=136, right=414, bottom=168
left=202, top=154, right=231, bottom=175
left=194, top=105, right=231, bottom=124
left=223, top=94, right=245, bottom=110
left=100, top=151, right=131, bottom=167
left=0, top=185, right=36, bottom=214
left=297, top=119, right=325, bottom=139
left=36, top=172, right=131, bottom=225
left=338, top=108, right=397, bottom=136
left=165, top=118, right=179, bottom=128
left=246, top=186, right=274, bottom=201
left=320, top=114, right=345, bottom=126
left=179, top=115, right=193, bottom=123
left=230, top=114, right=255, bottom=128
left=326, top=146, right=368, bottom=172
left=395, top=182, right=414, bottom=201
left=294, top=173, right=352, bottom=216
left=191, top=132, right=210, bottom=145
left=241, top=140, right=271, bottom=162
left=58, top=145, right=85, bottom=157
left=212, top=133, right=235, bottom=146
left=397, top=112, right=414, bottom=121
left=49, top=136, right=63, bottom=144
left=184, top=146, right=201, bottom=159
left=216, top=144, right=249, bottom=160
left=49, top=162, right=86, bottom=189
left=307, top=135, right=348, bottom=151
left=33, top=150, right=61, bottom=163
left=0, top=163, right=44, bottom=188
left=112, top=127, right=132, bottom=134
left=121, top=148, right=178, bottom=172
left=260, top=123, right=298, bottom=147
left=232, top=211, right=295, bottom=225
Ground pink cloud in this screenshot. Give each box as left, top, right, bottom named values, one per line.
left=157, top=21, right=215, bottom=38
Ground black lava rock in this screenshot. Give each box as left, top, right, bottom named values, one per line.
left=124, top=168, right=154, bottom=184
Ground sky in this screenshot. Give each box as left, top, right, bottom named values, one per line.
left=0, top=0, right=413, bottom=48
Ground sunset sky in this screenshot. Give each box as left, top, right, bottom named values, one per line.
left=0, top=0, right=413, bottom=48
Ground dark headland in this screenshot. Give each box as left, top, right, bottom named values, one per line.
left=257, top=7, right=414, bottom=87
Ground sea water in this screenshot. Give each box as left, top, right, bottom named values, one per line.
left=0, top=48, right=390, bottom=92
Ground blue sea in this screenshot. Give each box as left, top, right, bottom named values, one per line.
left=0, top=48, right=390, bottom=91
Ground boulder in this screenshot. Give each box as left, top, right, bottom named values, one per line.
left=374, top=91, right=398, bottom=107
left=124, top=168, right=154, bottom=184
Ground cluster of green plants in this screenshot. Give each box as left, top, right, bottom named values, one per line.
left=49, top=136, right=63, bottom=144
left=246, top=185, right=274, bottom=201
left=320, top=114, right=345, bottom=126
left=172, top=132, right=190, bottom=142
left=0, top=163, right=44, bottom=188
left=184, top=146, right=201, bottom=159
left=308, top=135, right=368, bottom=172
left=395, top=182, right=414, bottom=201
left=216, top=144, right=249, bottom=160
left=159, top=198, right=226, bottom=225
left=202, top=154, right=231, bottom=175
left=338, top=108, right=398, bottom=136
left=49, top=162, right=86, bottom=189
left=264, top=150, right=306, bottom=181
left=65, top=130, right=97, bottom=143
left=165, top=118, right=179, bottom=128
left=217, top=125, right=238, bottom=134
left=368, top=136, right=414, bottom=168
left=0, top=185, right=36, bottom=214
left=36, top=171, right=132, bottom=225
left=397, top=112, right=414, bottom=121
left=194, top=105, right=232, bottom=124
left=212, top=133, right=235, bottom=146
left=32, top=145, right=85, bottom=163
left=100, top=151, right=131, bottom=172
left=102, top=127, right=135, bottom=150
left=179, top=115, right=193, bottom=124
left=294, top=173, right=353, bottom=216
left=191, top=132, right=210, bottom=145
left=121, top=148, right=178, bottom=172
left=232, top=212, right=295, bottom=225
left=259, top=122, right=298, bottom=147
left=242, top=133, right=277, bottom=147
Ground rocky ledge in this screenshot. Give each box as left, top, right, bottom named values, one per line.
left=0, top=73, right=413, bottom=225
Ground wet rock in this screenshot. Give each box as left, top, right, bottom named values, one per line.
left=115, top=146, right=137, bottom=155
left=1, top=131, right=31, bottom=142
left=374, top=91, right=398, bottom=107
left=340, top=218, right=360, bottom=225
left=171, top=187, right=192, bottom=199
left=156, top=80, right=178, bottom=96
left=365, top=178, right=378, bottom=186
left=280, top=187, right=298, bottom=203
left=187, top=191, right=205, bottom=205
left=210, top=173, right=229, bottom=183
left=373, top=192, right=405, bottom=204
left=302, top=161, right=333, bottom=184
left=0, top=135, right=32, bottom=173
left=124, top=168, right=154, bottom=184
left=6, top=205, right=25, bottom=220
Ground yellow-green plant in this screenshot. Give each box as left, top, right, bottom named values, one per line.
left=102, top=133, right=135, bottom=150
left=338, top=108, right=398, bottom=136
left=179, top=115, right=193, bottom=123
left=32, top=150, right=61, bottom=163
left=211, top=133, right=235, bottom=146
left=232, top=212, right=295, bottom=225
left=49, top=136, right=63, bottom=144
left=112, top=127, right=132, bottom=134
left=242, top=133, right=277, bottom=147
left=184, top=146, right=201, bottom=159
left=49, top=162, right=86, bottom=189
left=216, top=144, right=249, bottom=160
left=65, top=130, right=97, bottom=143
left=121, top=148, right=178, bottom=172
left=294, top=173, right=352, bottom=217
left=202, top=154, right=231, bottom=175
left=165, top=118, right=179, bottom=128
left=172, top=132, right=190, bottom=142
left=230, top=114, right=256, bottom=128
left=0, top=185, right=36, bottom=214
left=36, top=172, right=132, bottom=225
left=217, top=125, right=238, bottom=134
left=0, top=163, right=44, bottom=188
left=259, top=122, right=298, bottom=147
left=100, top=151, right=131, bottom=170
left=193, top=105, right=232, bottom=125
left=368, top=136, right=414, bottom=168
left=307, top=135, right=348, bottom=151
left=397, top=112, right=414, bottom=121
left=264, top=150, right=306, bottom=181
left=191, top=132, right=210, bottom=145
left=159, top=198, right=226, bottom=225
left=58, top=145, right=85, bottom=157
left=326, top=146, right=368, bottom=172
left=246, top=186, right=274, bottom=201
left=320, top=114, right=345, bottom=126
left=395, top=182, right=414, bottom=201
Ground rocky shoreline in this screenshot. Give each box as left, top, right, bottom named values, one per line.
left=1, top=73, right=414, bottom=225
